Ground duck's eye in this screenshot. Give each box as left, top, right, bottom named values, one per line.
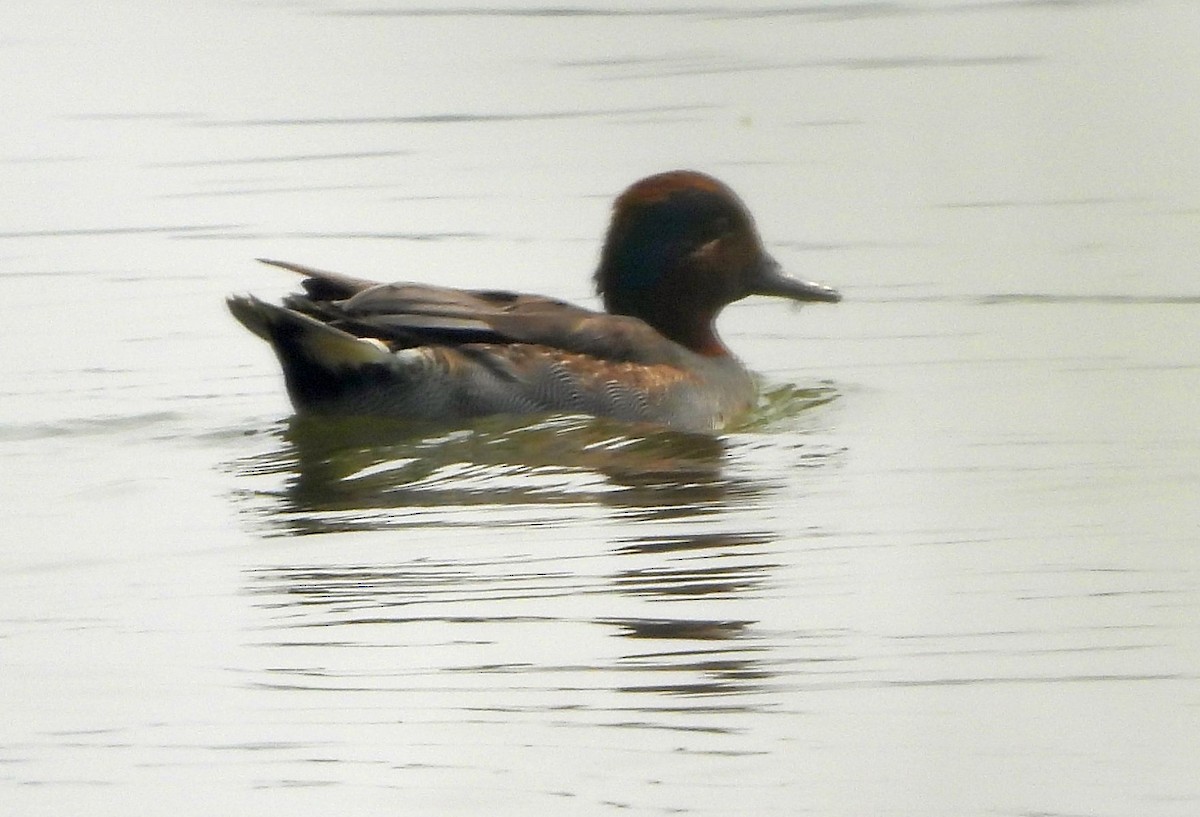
left=691, top=235, right=726, bottom=263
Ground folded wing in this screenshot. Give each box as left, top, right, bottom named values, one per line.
left=259, top=258, right=687, bottom=366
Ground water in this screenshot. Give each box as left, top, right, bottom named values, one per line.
left=3, top=1, right=1198, bottom=814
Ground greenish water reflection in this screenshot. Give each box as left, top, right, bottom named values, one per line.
left=229, top=383, right=840, bottom=535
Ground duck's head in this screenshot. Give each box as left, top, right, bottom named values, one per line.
left=595, top=170, right=841, bottom=357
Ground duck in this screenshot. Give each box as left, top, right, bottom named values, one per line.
left=227, top=170, right=841, bottom=433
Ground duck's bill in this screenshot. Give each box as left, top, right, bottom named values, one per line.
left=750, top=256, right=842, bottom=303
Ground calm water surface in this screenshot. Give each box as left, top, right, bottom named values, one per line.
left=2, top=1, right=1198, bottom=815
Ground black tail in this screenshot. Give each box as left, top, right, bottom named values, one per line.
left=227, top=295, right=392, bottom=410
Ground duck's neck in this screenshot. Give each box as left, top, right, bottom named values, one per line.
left=612, top=296, right=731, bottom=358
left=663, top=314, right=731, bottom=357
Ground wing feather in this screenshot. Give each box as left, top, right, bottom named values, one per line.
left=262, top=260, right=688, bottom=365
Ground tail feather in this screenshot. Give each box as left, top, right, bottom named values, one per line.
left=227, top=293, right=403, bottom=413
left=227, top=294, right=391, bottom=368
left=255, top=258, right=378, bottom=301
left=225, top=293, right=278, bottom=342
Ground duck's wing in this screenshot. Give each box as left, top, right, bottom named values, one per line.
left=261, top=259, right=686, bottom=366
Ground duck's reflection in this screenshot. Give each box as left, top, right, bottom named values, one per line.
left=233, top=384, right=840, bottom=705
left=232, top=382, right=836, bottom=534
left=236, top=413, right=736, bottom=534
left=606, top=617, right=772, bottom=698
left=611, top=532, right=777, bottom=599
left=602, top=531, right=781, bottom=697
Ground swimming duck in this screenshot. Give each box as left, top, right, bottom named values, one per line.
left=227, top=170, right=841, bottom=432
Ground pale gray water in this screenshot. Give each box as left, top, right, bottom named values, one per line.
left=2, top=1, right=1198, bottom=815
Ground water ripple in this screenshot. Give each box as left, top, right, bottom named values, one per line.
left=200, top=104, right=713, bottom=128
